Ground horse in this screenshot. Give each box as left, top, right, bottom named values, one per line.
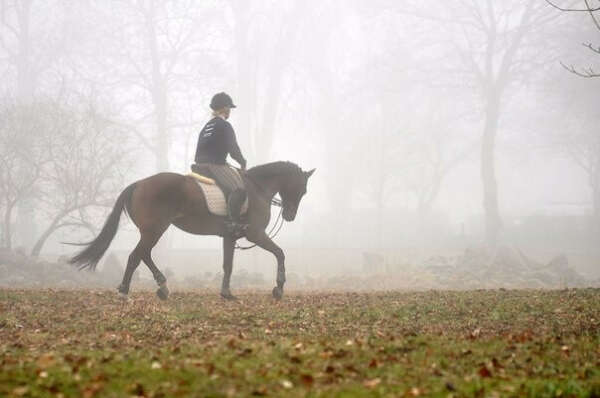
left=69, top=161, right=315, bottom=301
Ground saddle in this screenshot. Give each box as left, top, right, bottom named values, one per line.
left=188, top=170, right=248, bottom=217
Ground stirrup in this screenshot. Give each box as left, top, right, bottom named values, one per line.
left=225, top=221, right=248, bottom=238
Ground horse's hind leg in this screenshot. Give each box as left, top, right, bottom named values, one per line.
left=117, top=226, right=168, bottom=299
left=117, top=242, right=143, bottom=296
left=138, top=226, right=170, bottom=300
left=141, top=248, right=169, bottom=301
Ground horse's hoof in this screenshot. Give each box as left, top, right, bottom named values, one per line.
left=156, top=284, right=169, bottom=301
left=220, top=292, right=238, bottom=301
left=118, top=292, right=130, bottom=302
left=272, top=286, right=283, bottom=300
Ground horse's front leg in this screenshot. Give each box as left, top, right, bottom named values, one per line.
left=246, top=230, right=285, bottom=300
left=220, top=236, right=238, bottom=300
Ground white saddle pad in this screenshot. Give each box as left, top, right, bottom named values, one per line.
left=190, top=174, right=248, bottom=217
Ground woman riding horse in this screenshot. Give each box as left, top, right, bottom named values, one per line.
left=68, top=92, right=315, bottom=301
left=192, top=92, right=247, bottom=238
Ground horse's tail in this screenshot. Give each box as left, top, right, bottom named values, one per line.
left=69, top=183, right=136, bottom=271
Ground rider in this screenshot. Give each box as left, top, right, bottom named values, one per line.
left=193, top=92, right=248, bottom=237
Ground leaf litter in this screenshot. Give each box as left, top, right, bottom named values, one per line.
left=0, top=288, right=599, bottom=396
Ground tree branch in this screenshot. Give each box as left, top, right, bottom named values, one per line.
left=560, top=60, right=600, bottom=77
left=545, top=0, right=600, bottom=12
left=583, top=42, right=600, bottom=54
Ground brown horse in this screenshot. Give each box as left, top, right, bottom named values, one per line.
left=69, top=161, right=314, bottom=300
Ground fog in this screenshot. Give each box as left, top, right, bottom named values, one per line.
left=1, top=0, right=599, bottom=290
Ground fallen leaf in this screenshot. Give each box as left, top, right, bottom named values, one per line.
left=491, top=357, right=503, bottom=368
left=478, top=366, right=492, bottom=378
left=300, top=374, right=314, bottom=387
left=151, top=361, right=162, bottom=369
left=363, top=378, right=381, bottom=388
left=37, top=353, right=56, bottom=368
left=12, top=386, right=29, bottom=396
left=470, top=328, right=481, bottom=338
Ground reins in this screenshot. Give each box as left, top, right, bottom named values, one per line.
left=234, top=170, right=285, bottom=251
left=235, top=200, right=283, bottom=250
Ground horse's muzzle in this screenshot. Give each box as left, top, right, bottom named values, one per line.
left=282, top=206, right=297, bottom=222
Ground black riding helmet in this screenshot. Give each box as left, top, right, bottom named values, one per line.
left=210, top=92, right=236, bottom=110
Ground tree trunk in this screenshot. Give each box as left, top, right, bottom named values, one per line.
left=30, top=225, right=56, bottom=258
left=374, top=173, right=385, bottom=250
left=14, top=0, right=36, bottom=251
left=256, top=73, right=283, bottom=163
left=2, top=204, right=14, bottom=250
left=145, top=0, right=169, bottom=172
left=474, top=2, right=533, bottom=248
left=481, top=91, right=502, bottom=247
left=30, top=213, right=64, bottom=257
left=254, top=7, right=301, bottom=163
left=231, top=0, right=257, bottom=161
left=591, top=169, right=600, bottom=238
left=16, top=0, right=34, bottom=102
left=153, top=80, right=169, bottom=171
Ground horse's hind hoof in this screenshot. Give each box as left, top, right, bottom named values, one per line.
left=272, top=286, right=283, bottom=300
left=156, top=284, right=169, bottom=301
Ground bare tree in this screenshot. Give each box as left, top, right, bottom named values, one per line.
left=545, top=1, right=600, bottom=236
left=443, top=1, right=557, bottom=246
left=546, top=82, right=600, bottom=236
left=82, top=0, right=223, bottom=172
left=0, top=96, right=131, bottom=256
left=228, top=0, right=306, bottom=163
left=0, top=100, right=49, bottom=249
left=546, top=0, right=600, bottom=77
left=30, top=100, right=131, bottom=257
left=0, top=0, right=67, bottom=249
left=564, top=125, right=600, bottom=230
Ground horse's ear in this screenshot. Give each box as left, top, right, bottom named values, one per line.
left=305, top=168, right=316, bottom=178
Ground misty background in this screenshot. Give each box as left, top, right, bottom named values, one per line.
left=1, top=0, right=599, bottom=289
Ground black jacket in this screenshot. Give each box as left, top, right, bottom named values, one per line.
left=194, top=117, right=246, bottom=168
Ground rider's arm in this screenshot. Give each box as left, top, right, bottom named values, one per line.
left=225, top=122, right=246, bottom=170
left=193, top=132, right=203, bottom=164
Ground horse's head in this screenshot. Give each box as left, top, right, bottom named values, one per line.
left=279, top=168, right=315, bottom=221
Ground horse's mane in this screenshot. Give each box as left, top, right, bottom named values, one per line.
left=247, top=161, right=303, bottom=179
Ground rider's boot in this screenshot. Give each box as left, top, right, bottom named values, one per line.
left=225, top=189, right=248, bottom=238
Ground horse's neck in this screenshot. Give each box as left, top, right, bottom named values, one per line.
left=248, top=173, right=281, bottom=200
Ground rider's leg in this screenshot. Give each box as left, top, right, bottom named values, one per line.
left=227, top=189, right=246, bottom=221
left=225, top=189, right=247, bottom=236
left=207, top=165, right=246, bottom=236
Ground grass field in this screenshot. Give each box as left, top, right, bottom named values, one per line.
left=1, top=288, right=599, bottom=397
